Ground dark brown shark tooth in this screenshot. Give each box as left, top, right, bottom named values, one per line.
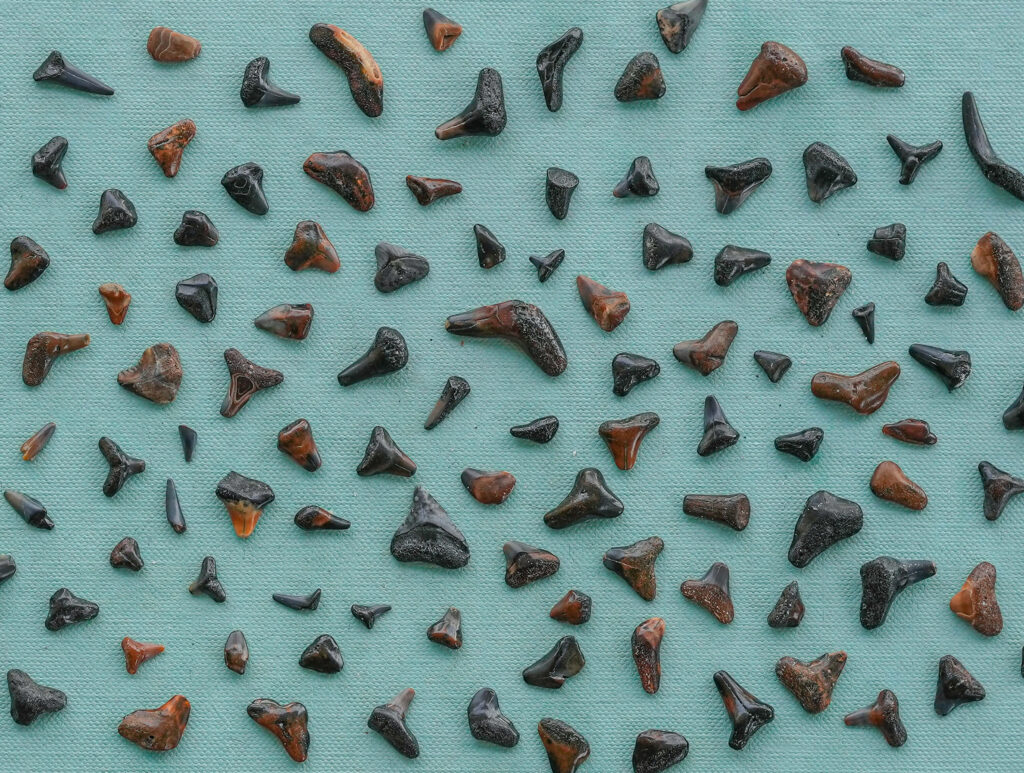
left=7, top=670, right=66, bottom=725
left=308, top=23, right=383, bottom=116
left=1005, top=383, right=1024, bottom=429
left=277, top=419, right=321, bottom=472
left=45, top=587, right=99, bottom=630
left=110, top=537, right=144, bottom=571
left=949, top=561, right=1003, bottom=636
left=374, top=242, right=430, bottom=294
left=788, top=490, right=862, bottom=567
left=461, top=469, right=516, bottom=504
left=178, top=425, right=196, bottom=463
left=705, top=158, right=772, bottom=214
left=272, top=589, right=321, bottom=611
left=221, top=348, right=284, bottom=417
left=435, top=68, right=507, bottom=139
left=530, top=249, right=565, bottom=282
left=474, top=224, right=506, bottom=268
left=285, top=220, right=339, bottom=272
left=22, top=332, right=89, bottom=386
left=613, top=156, right=659, bottom=197
left=5, top=236, right=49, bottom=291
left=165, top=478, right=185, bottom=533
left=887, top=135, right=942, bottom=184
left=175, top=273, right=217, bottom=322
left=33, top=51, right=113, bottom=95
left=254, top=303, right=313, bottom=341
left=544, top=468, right=623, bottom=529
left=546, top=167, right=579, bottom=220
left=221, top=162, right=268, bottom=214
left=697, top=395, right=739, bottom=456
left=537, top=27, right=583, bottom=111
left=304, top=150, right=374, bottom=211
left=810, top=361, right=900, bottom=414
left=971, top=231, right=1024, bottom=310
left=510, top=415, right=559, bottom=443
left=882, top=418, right=937, bottom=445
left=803, top=142, right=858, bottom=203
left=224, top=630, right=248, bottom=674
left=775, top=651, right=846, bottom=713
left=870, top=461, right=928, bottom=510
left=656, top=0, right=707, bottom=53
left=753, top=350, right=792, bottom=382
left=426, top=607, right=462, bottom=649
left=338, top=327, right=408, bottom=385
left=504, top=541, right=559, bottom=587
left=350, top=604, right=391, bottom=629
left=299, top=633, right=343, bottom=673
left=423, top=8, right=461, bottom=51
left=852, top=303, right=875, bottom=343
left=683, top=493, right=750, bottom=531
left=859, top=556, right=936, bottom=629
left=577, top=275, right=630, bottom=331
left=368, top=688, right=419, bottom=758
left=357, top=426, right=416, bottom=477
left=908, top=344, right=971, bottom=390
left=92, top=189, right=137, bottom=233
left=774, top=427, right=824, bottom=462
left=642, top=223, right=692, bottom=270
left=5, top=489, right=53, bottom=529
left=612, top=352, right=660, bottom=396
left=550, top=590, right=592, bottom=625
left=867, top=223, right=905, bottom=260
left=786, top=259, right=851, bottom=325
left=632, top=617, right=665, bottom=694
left=841, top=46, right=905, bottom=86
left=538, top=718, right=590, bottom=772
left=121, top=637, right=164, bottom=674
left=32, top=136, right=68, bottom=189
left=599, top=413, right=659, bottom=470
left=247, top=699, right=309, bottom=762
left=216, top=471, right=275, bottom=538
left=189, top=556, right=226, bottom=602
left=934, top=655, right=985, bottom=715
left=615, top=52, right=665, bottom=101
left=632, top=729, right=689, bottom=773
left=294, top=505, right=349, bottom=531
left=736, top=41, right=806, bottom=110
left=467, top=688, right=519, bottom=747
left=603, top=536, right=663, bottom=600
left=390, top=486, right=469, bottom=569
left=0, top=555, right=14, bottom=585
left=147, top=119, right=195, bottom=177
left=680, top=562, right=733, bottom=623
left=240, top=57, right=300, bottom=107
left=925, top=262, right=968, bottom=306
left=713, top=671, right=775, bottom=749
left=20, top=422, right=56, bottom=461
left=117, top=343, right=182, bottom=404
left=445, top=300, right=567, bottom=376
left=767, top=581, right=805, bottom=628
left=673, top=321, right=738, bottom=375
left=962, top=92, right=1024, bottom=201
left=173, top=210, right=219, bottom=247
left=147, top=27, right=201, bottom=62
left=99, top=437, right=145, bottom=496
left=843, top=689, right=906, bottom=747
left=406, top=175, right=462, bottom=205
left=118, top=695, right=190, bottom=752
left=979, top=460, right=1024, bottom=520
left=714, top=245, right=771, bottom=286
left=523, top=636, right=585, bottom=688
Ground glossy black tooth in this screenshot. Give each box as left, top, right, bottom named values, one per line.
left=357, top=426, right=416, bottom=477
left=788, top=490, right=863, bottom=567
left=614, top=156, right=660, bottom=197
left=468, top=688, right=519, bottom=747
left=767, top=581, right=805, bottom=628
left=503, top=541, right=560, bottom=588
left=925, top=262, right=969, bottom=306
left=390, top=486, right=469, bottom=569
left=33, top=51, right=113, bottom=95
left=175, top=272, right=218, bottom=322
left=713, top=245, right=771, bottom=286
left=91, top=189, right=137, bottom=234
left=510, top=415, right=560, bottom=443
left=978, top=460, right=1024, bottom=520
left=221, top=162, right=268, bottom=215
left=109, top=537, right=143, bottom=571
left=373, top=242, right=429, bottom=293
left=615, top=52, right=666, bottom=101
left=546, top=167, right=579, bottom=219
left=240, top=56, right=300, bottom=107
left=178, top=424, right=197, bottom=462
left=294, top=506, right=350, bottom=531
left=530, top=249, right=565, bottom=282
left=705, top=158, right=772, bottom=214
left=859, top=556, right=936, bottom=629
left=908, top=343, right=972, bottom=390
left=173, top=210, right=219, bottom=247
left=867, top=223, right=906, bottom=260
left=886, top=135, right=942, bottom=184
left=45, top=587, right=99, bottom=631
left=99, top=437, right=145, bottom=497
left=656, top=0, right=706, bottom=52
left=774, top=427, right=824, bottom=462
left=698, top=395, right=738, bottom=456
left=338, top=327, right=408, bottom=386
left=962, top=91, right=1024, bottom=201
left=803, top=142, right=857, bottom=203
left=424, top=376, right=470, bottom=429
left=852, top=302, right=875, bottom=343
left=603, top=536, right=663, bottom=601
left=753, top=350, right=792, bottom=382
left=368, top=688, right=419, bottom=758
left=713, top=671, right=775, bottom=750
left=537, top=27, right=583, bottom=111
left=544, top=468, right=624, bottom=529
left=522, top=636, right=585, bottom=688
left=435, top=68, right=507, bottom=139
left=299, top=634, right=343, bottom=673
left=163, top=479, right=187, bottom=534
left=642, top=223, right=692, bottom=270
left=7, top=670, right=66, bottom=725
left=189, top=556, right=226, bottom=602
left=31, top=136, right=68, bottom=189
left=273, top=588, right=321, bottom=610
left=427, top=607, right=463, bottom=649
left=1003, top=383, right=1024, bottom=429
left=224, top=630, right=249, bottom=674
left=0, top=554, right=16, bottom=585
left=633, top=729, right=689, bottom=773
left=612, top=352, right=661, bottom=396
left=351, top=603, right=392, bottom=629
left=474, top=224, right=506, bottom=269
left=4, top=489, right=53, bottom=529
left=934, top=655, right=984, bottom=716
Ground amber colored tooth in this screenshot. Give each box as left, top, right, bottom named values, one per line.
left=841, top=46, right=905, bottom=87
left=577, top=274, right=630, bottom=331
left=971, top=231, right=1024, bottom=311
left=550, top=590, right=592, bottom=625
left=673, top=321, right=738, bottom=375
left=774, top=651, right=846, bottom=713
left=247, top=699, right=310, bottom=762
left=435, top=68, right=507, bottom=139
left=406, top=175, right=461, bottom=205
left=423, top=8, right=462, bottom=51
left=680, top=562, right=733, bottom=623
left=304, top=150, right=374, bottom=211
left=20, top=422, right=55, bottom=461
left=603, top=536, right=663, bottom=601
left=882, top=418, right=936, bottom=446
left=277, top=418, right=321, bottom=471
left=598, top=412, right=660, bottom=470
left=736, top=41, right=806, bottom=110
left=538, top=717, right=589, bottom=773
left=118, top=695, right=190, bottom=751
left=216, top=471, right=275, bottom=538
left=843, top=689, right=906, bottom=747
left=147, top=119, right=195, bottom=178
left=713, top=671, right=774, bottom=750
left=294, top=505, right=349, bottom=531
left=147, top=27, right=201, bottom=62
left=870, top=461, right=927, bottom=510
left=285, top=221, right=339, bottom=272
left=445, top=300, right=567, bottom=376
left=461, top=468, right=516, bottom=504
left=117, top=343, right=182, bottom=404
left=949, top=561, right=1002, bottom=636
left=221, top=348, right=284, bottom=417
left=98, top=283, right=131, bottom=324
left=810, top=361, right=900, bottom=414
left=22, top=332, right=90, bottom=386
left=121, top=637, right=164, bottom=674
left=786, top=259, right=851, bottom=326
left=632, top=617, right=665, bottom=694
left=308, top=23, right=383, bottom=117
left=5, top=236, right=49, bottom=291
left=367, top=688, right=419, bottom=758
left=683, top=493, right=749, bottom=531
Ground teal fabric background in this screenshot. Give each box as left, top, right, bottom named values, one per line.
left=1, top=0, right=1023, bottom=770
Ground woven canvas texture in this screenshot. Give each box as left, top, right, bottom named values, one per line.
left=1, top=0, right=1023, bottom=770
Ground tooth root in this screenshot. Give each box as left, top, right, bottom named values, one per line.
left=117, top=343, right=182, bottom=404
left=188, top=556, right=226, bottom=602
left=843, top=689, right=906, bottom=747
left=852, top=303, right=876, bottom=343
left=308, top=23, right=383, bottom=117
left=632, top=617, right=665, bottom=694
left=925, top=262, right=968, bottom=306
left=546, top=167, right=580, bottom=219
left=224, top=630, right=249, bottom=674
left=99, top=437, right=145, bottom=497
left=522, top=636, right=585, bottom=688
left=406, top=175, right=462, bottom=205
left=423, top=8, right=462, bottom=51
left=91, top=189, right=137, bottom=233
left=121, top=637, right=164, bottom=674
left=598, top=413, right=660, bottom=470
left=338, top=327, right=408, bottom=386
left=304, top=150, right=375, bottom=211
left=216, top=472, right=274, bottom=538
left=294, top=505, right=350, bottom=531
left=603, top=536, right=663, bottom=601
left=20, top=421, right=56, bottom=461
left=350, top=603, right=392, bottom=628
left=118, top=695, right=190, bottom=752
left=867, top=223, right=906, bottom=260
left=240, top=57, right=300, bottom=107
left=550, top=590, right=592, bottom=625
left=736, top=41, right=806, bottom=110
left=643, top=223, right=692, bottom=270
left=530, top=249, right=566, bottom=282
left=473, top=223, right=506, bottom=268
left=367, top=688, right=419, bottom=758
left=165, top=478, right=186, bottom=533
left=247, top=699, right=310, bottom=762
left=174, top=210, right=219, bottom=247
left=222, top=347, right=284, bottom=417
left=435, top=68, right=506, bottom=139
left=110, top=537, right=144, bottom=571
left=698, top=395, right=739, bottom=456
left=753, top=350, right=792, bottom=382
left=221, top=162, right=268, bottom=215
left=177, top=425, right=197, bottom=463
left=98, top=282, right=132, bottom=324
left=391, top=487, right=469, bottom=569
left=503, top=541, right=560, bottom=587
left=803, top=142, right=857, bottom=203
left=468, top=687, right=519, bottom=748
left=950, top=561, right=1003, bottom=636
left=935, top=655, right=985, bottom=715
left=374, top=243, right=429, bottom=293
left=633, top=729, right=689, bottom=773
left=461, top=468, right=516, bottom=505
left=657, top=0, right=707, bottom=53
left=859, top=556, right=936, bottom=629
left=357, top=426, right=416, bottom=477
left=971, top=231, right=1024, bottom=310
left=962, top=92, right=1024, bottom=201
left=871, top=461, right=928, bottom=510
left=774, top=427, right=824, bottom=462
left=6, top=670, right=66, bottom=725
left=577, top=275, right=630, bottom=331
left=544, top=468, right=623, bottom=529
left=45, top=587, right=99, bottom=631
left=714, top=245, right=771, bottom=286
left=33, top=51, right=113, bottom=95
left=272, top=588, right=321, bottom=610
left=908, top=343, right=972, bottom=390
left=887, top=135, right=942, bottom=184
left=285, top=220, right=339, bottom=272
left=445, top=300, right=567, bottom=376
left=510, top=415, right=560, bottom=443
left=882, top=418, right=937, bottom=445
left=31, top=136, right=68, bottom=189
left=537, top=28, right=583, bottom=111
left=979, top=461, right=1024, bottom=521
left=810, top=361, right=901, bottom=414
left=426, top=607, right=462, bottom=649
left=538, top=717, right=590, bottom=773
left=22, top=331, right=90, bottom=386
left=147, top=119, right=195, bottom=177
left=775, top=652, right=847, bottom=713
left=683, top=493, right=750, bottom=531
left=615, top=52, right=665, bottom=101
left=767, top=581, right=805, bottom=628
left=705, top=158, right=772, bottom=214
left=5, top=489, right=53, bottom=529
left=788, top=490, right=863, bottom=568
left=147, top=27, right=201, bottom=62
left=673, top=321, right=738, bottom=375
left=613, top=155, right=659, bottom=197
left=681, top=562, right=734, bottom=623
left=277, top=418, right=322, bottom=471
left=6, top=235, right=50, bottom=291
left=841, top=46, right=905, bottom=87
left=713, top=671, right=775, bottom=749
left=299, top=633, right=343, bottom=672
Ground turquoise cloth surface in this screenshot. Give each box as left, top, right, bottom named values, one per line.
left=2, top=0, right=1023, bottom=770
